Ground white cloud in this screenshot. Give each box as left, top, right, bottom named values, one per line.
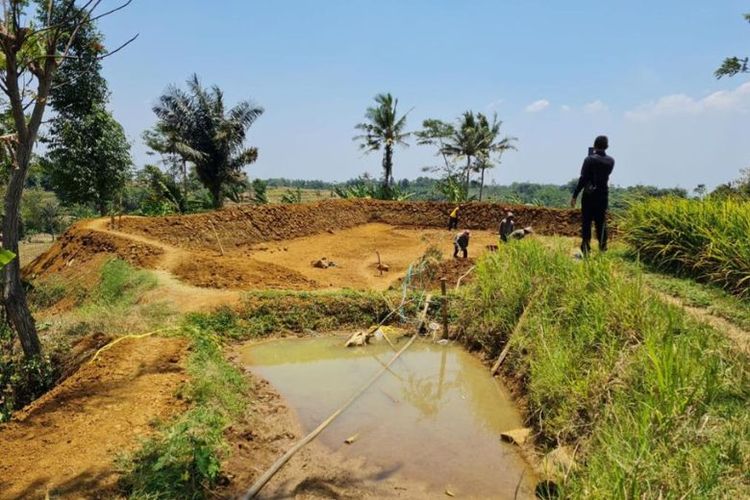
left=525, top=99, right=550, bottom=113
left=625, top=82, right=750, bottom=121
left=561, top=104, right=571, bottom=112
left=583, top=100, right=608, bottom=114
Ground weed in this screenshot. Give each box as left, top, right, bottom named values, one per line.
left=118, top=323, right=246, bottom=499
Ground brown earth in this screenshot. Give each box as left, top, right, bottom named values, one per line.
left=0, top=335, right=188, bottom=499
left=26, top=200, right=570, bottom=298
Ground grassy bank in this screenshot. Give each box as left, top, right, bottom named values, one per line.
left=620, top=197, right=750, bottom=297
left=2, top=259, right=168, bottom=422
left=118, top=318, right=247, bottom=498
left=458, top=240, right=749, bottom=497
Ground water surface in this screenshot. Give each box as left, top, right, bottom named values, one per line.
left=238, top=335, right=537, bottom=498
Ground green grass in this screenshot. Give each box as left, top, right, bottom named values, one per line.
left=118, top=319, right=247, bottom=499
left=610, top=245, right=750, bottom=332
left=189, top=289, right=422, bottom=340
left=620, top=197, right=750, bottom=297
left=458, top=239, right=749, bottom=497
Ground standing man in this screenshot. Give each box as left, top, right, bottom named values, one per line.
left=499, top=211, right=515, bottom=243
left=453, top=230, right=470, bottom=259
left=448, top=205, right=460, bottom=230
left=570, top=135, right=615, bottom=255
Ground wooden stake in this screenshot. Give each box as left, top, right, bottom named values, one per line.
left=376, top=250, right=383, bottom=276
left=208, top=219, right=225, bottom=256
left=491, top=290, right=539, bottom=375
left=440, top=278, right=449, bottom=339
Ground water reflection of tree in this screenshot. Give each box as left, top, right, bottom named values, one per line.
left=378, top=349, right=467, bottom=420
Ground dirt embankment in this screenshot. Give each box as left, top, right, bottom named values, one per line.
left=116, top=199, right=580, bottom=253
left=0, top=335, right=188, bottom=499
left=23, top=225, right=164, bottom=279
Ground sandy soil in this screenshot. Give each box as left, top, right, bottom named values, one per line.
left=0, top=336, right=188, bottom=499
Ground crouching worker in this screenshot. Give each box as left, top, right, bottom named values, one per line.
left=509, top=226, right=533, bottom=240
left=448, top=205, right=460, bottom=230
left=499, top=211, right=515, bottom=243
left=453, top=230, right=470, bottom=259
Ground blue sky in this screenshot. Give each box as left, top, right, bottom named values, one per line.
left=98, top=0, right=750, bottom=189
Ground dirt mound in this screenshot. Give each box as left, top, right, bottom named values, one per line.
left=0, top=335, right=188, bottom=499
left=115, top=200, right=580, bottom=253
left=23, top=224, right=163, bottom=279
left=173, top=254, right=317, bottom=290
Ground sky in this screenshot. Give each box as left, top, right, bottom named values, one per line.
left=97, top=0, right=750, bottom=190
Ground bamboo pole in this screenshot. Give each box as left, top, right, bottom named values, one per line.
left=440, top=278, right=449, bottom=339
left=208, top=219, right=225, bottom=256
left=240, top=329, right=423, bottom=499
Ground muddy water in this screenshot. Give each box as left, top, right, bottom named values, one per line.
left=238, top=336, right=538, bottom=498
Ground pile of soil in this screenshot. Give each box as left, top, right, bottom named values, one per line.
left=173, top=255, right=317, bottom=290
left=23, top=225, right=163, bottom=279
left=115, top=199, right=581, bottom=253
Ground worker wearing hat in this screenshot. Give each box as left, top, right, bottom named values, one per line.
left=453, top=230, right=470, bottom=259
left=499, top=211, right=515, bottom=243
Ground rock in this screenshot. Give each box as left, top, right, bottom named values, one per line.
left=312, top=258, right=330, bottom=269
left=500, top=427, right=532, bottom=446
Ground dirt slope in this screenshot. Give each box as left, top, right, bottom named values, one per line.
left=0, top=336, right=188, bottom=499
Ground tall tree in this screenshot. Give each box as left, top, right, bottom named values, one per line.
left=45, top=105, right=131, bottom=214
left=415, top=118, right=453, bottom=170
left=150, top=75, right=264, bottom=209
left=354, top=93, right=410, bottom=190
left=44, top=2, right=131, bottom=215
left=715, top=13, right=749, bottom=79
left=0, top=0, right=134, bottom=359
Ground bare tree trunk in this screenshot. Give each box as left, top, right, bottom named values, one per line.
left=479, top=167, right=485, bottom=201
left=464, top=157, right=472, bottom=196
left=182, top=159, right=189, bottom=205
left=382, top=144, right=393, bottom=190
left=3, top=152, right=41, bottom=359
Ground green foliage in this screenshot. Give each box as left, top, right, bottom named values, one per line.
left=119, top=324, right=246, bottom=499
left=1, top=321, right=57, bottom=422
left=28, top=278, right=67, bottom=310
left=20, top=188, right=64, bottom=236
left=334, top=178, right=413, bottom=201
left=95, top=259, right=158, bottom=307
left=353, top=93, right=411, bottom=188
left=280, top=187, right=303, bottom=204
left=621, top=197, right=750, bottom=297
left=458, top=240, right=749, bottom=497
left=44, top=105, right=132, bottom=215
left=715, top=12, right=749, bottom=78
left=149, top=74, right=264, bottom=208
left=251, top=178, right=268, bottom=204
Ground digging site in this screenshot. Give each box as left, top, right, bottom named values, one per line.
left=2, top=200, right=579, bottom=499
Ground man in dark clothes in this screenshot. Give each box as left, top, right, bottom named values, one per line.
left=570, top=135, right=615, bottom=255
left=453, top=230, right=470, bottom=258
left=499, top=212, right=515, bottom=243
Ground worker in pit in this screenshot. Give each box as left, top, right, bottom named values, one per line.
left=499, top=211, right=515, bottom=243
left=453, top=230, right=470, bottom=259
left=448, top=205, right=460, bottom=230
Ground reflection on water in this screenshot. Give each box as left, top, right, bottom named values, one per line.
left=238, top=336, right=537, bottom=498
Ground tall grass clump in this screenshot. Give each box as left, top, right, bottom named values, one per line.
left=458, top=240, right=749, bottom=497
left=621, top=197, right=750, bottom=297
left=119, top=320, right=246, bottom=498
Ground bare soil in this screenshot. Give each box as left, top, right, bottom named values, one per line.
left=0, top=335, right=188, bottom=499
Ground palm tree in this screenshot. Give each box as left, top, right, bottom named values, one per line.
left=435, top=111, right=516, bottom=199
left=151, top=75, right=264, bottom=208
left=354, top=93, right=410, bottom=191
